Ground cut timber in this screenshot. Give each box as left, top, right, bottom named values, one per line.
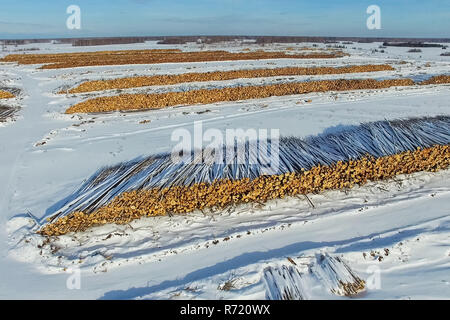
left=65, top=64, right=394, bottom=94
left=0, top=49, right=347, bottom=69
left=0, top=90, right=15, bottom=99
left=263, top=265, right=309, bottom=300
left=39, top=144, right=450, bottom=236
left=420, top=75, right=450, bottom=85
left=65, top=78, right=413, bottom=114
left=310, top=253, right=366, bottom=297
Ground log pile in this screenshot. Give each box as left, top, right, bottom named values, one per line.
left=420, top=75, right=450, bottom=85
left=0, top=106, right=19, bottom=122
left=0, top=49, right=346, bottom=69
left=0, top=90, right=14, bottom=99
left=39, top=144, right=450, bottom=236
left=65, top=78, right=414, bottom=114
left=65, top=64, right=395, bottom=94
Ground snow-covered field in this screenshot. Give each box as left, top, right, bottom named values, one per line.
left=0, top=41, right=449, bottom=299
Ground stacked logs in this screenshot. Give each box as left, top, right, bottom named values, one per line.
left=420, top=75, right=450, bottom=85
left=65, top=64, right=395, bottom=94
left=39, top=144, right=450, bottom=236
left=0, top=49, right=346, bottom=69
left=0, top=49, right=181, bottom=65
left=0, top=90, right=15, bottom=99
left=0, top=106, right=19, bottom=122
left=65, top=78, right=414, bottom=114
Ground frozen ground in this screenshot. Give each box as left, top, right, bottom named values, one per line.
left=0, top=40, right=449, bottom=299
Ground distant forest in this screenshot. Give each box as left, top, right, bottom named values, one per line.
left=2, top=36, right=450, bottom=46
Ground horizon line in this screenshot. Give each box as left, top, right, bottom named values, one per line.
left=2, top=35, right=450, bottom=42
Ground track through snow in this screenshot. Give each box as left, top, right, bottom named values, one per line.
left=0, top=41, right=449, bottom=299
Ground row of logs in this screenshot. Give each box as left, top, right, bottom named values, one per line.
left=1, top=49, right=346, bottom=69
left=65, top=64, right=395, bottom=93
left=39, top=145, right=450, bottom=236
left=65, top=78, right=414, bottom=113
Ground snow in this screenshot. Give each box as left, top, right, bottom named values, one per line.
left=0, top=40, right=449, bottom=299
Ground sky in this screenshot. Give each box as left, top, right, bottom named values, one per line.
left=0, top=0, right=449, bottom=39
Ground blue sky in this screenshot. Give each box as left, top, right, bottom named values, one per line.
left=0, top=0, right=449, bottom=39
